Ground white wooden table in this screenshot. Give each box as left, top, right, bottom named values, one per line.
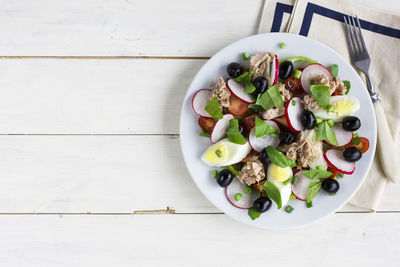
left=0, top=0, right=399, bottom=266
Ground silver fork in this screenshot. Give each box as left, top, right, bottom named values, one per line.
left=344, top=15, right=398, bottom=183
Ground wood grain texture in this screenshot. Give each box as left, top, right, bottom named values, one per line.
left=0, top=58, right=203, bottom=134
left=0, top=135, right=397, bottom=213
left=0, top=213, right=399, bottom=266
left=0, top=0, right=262, bottom=57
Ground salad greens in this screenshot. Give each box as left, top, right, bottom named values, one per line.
left=226, top=119, right=246, bottom=145
left=306, top=181, right=322, bottom=204
left=248, top=208, right=261, bottom=220
left=343, top=80, right=351, bottom=94
left=248, top=84, right=284, bottom=111
left=316, top=121, right=338, bottom=146
left=279, top=56, right=318, bottom=64
left=259, top=181, right=282, bottom=209
left=265, top=146, right=297, bottom=168
left=204, top=97, right=223, bottom=119
left=199, top=130, right=210, bottom=137
left=242, top=52, right=250, bottom=60
left=254, top=117, right=277, bottom=138
left=329, top=64, right=339, bottom=79
left=310, top=84, right=330, bottom=108
left=302, top=169, right=333, bottom=179
left=234, top=71, right=256, bottom=94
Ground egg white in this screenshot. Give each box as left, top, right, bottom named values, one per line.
left=311, top=95, right=360, bottom=121
left=201, top=138, right=251, bottom=167
left=266, top=163, right=293, bottom=207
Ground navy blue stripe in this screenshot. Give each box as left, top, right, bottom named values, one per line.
left=270, top=2, right=293, bottom=32
left=299, top=2, right=400, bottom=39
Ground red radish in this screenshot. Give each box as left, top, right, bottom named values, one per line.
left=210, top=114, right=234, bottom=143
left=300, top=63, right=333, bottom=93
left=248, top=120, right=280, bottom=152
left=269, top=55, right=279, bottom=85
left=285, top=97, right=305, bottom=132
left=324, top=149, right=355, bottom=174
left=225, top=178, right=260, bottom=209
left=192, top=89, right=213, bottom=117
left=227, top=79, right=256, bottom=104
left=325, top=125, right=353, bottom=147
left=292, top=171, right=320, bottom=201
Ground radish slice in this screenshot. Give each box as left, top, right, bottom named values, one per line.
left=292, top=172, right=319, bottom=201
left=248, top=120, right=280, bottom=152
left=210, top=114, right=234, bottom=143
left=227, top=79, right=256, bottom=104
left=300, top=63, right=333, bottom=94
left=324, top=149, right=355, bottom=174
left=192, top=89, right=213, bottom=117
left=285, top=97, right=305, bottom=132
left=225, top=178, right=260, bottom=209
left=325, top=125, right=353, bottom=147
left=272, top=55, right=279, bottom=85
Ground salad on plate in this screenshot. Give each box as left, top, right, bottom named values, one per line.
left=191, top=49, right=370, bottom=220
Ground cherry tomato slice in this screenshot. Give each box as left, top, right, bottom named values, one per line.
left=228, top=95, right=249, bottom=116
left=253, top=180, right=266, bottom=192
left=328, top=166, right=338, bottom=178
left=345, top=137, right=370, bottom=153
left=241, top=114, right=262, bottom=133
left=198, top=116, right=215, bottom=134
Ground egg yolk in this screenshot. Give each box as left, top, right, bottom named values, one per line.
left=203, top=144, right=228, bottom=164
left=332, top=99, right=354, bottom=116
left=269, top=164, right=291, bottom=182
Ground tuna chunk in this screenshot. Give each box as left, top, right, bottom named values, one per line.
left=313, top=74, right=346, bottom=95
left=208, top=77, right=231, bottom=108
left=238, top=154, right=265, bottom=185
left=303, top=94, right=320, bottom=110
left=262, top=107, right=285, bottom=120
left=278, top=83, right=292, bottom=102
left=250, top=51, right=275, bottom=83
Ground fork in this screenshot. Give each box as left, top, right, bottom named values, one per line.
left=344, top=15, right=399, bottom=183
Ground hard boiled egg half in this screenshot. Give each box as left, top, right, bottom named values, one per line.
left=266, top=163, right=293, bottom=207
left=201, top=138, right=251, bottom=167
left=311, top=95, right=360, bottom=122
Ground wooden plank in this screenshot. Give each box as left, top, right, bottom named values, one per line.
left=0, top=0, right=262, bottom=57
left=0, top=135, right=398, bottom=213
left=0, top=58, right=203, bottom=134
left=0, top=213, right=399, bottom=266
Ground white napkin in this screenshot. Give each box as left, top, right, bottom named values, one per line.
left=258, top=0, right=400, bottom=210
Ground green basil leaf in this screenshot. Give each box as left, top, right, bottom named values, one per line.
left=353, top=137, right=361, bottom=145
left=265, top=146, right=297, bottom=168
left=306, top=181, right=321, bottom=204
left=226, top=119, right=246, bottom=145
left=329, top=64, right=339, bottom=79
left=302, top=169, right=333, bottom=179
left=234, top=70, right=253, bottom=85
left=254, top=117, right=277, bottom=138
left=260, top=181, right=282, bottom=209
left=316, top=121, right=338, bottom=146
left=245, top=83, right=256, bottom=94
left=204, top=97, right=223, bottom=120
left=279, top=56, right=318, bottom=65
left=248, top=84, right=284, bottom=112
left=199, top=130, right=211, bottom=137
left=248, top=208, right=261, bottom=220
left=343, top=80, right=351, bottom=95
left=310, top=85, right=331, bottom=108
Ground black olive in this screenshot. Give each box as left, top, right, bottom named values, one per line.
left=279, top=131, right=294, bottom=144
left=216, top=169, right=234, bottom=187
left=343, top=147, right=362, bottom=162
left=278, top=61, right=294, bottom=79
left=226, top=62, right=242, bottom=78
left=342, top=116, right=361, bottom=131
left=253, top=197, right=272, bottom=213
left=322, top=179, right=340, bottom=193
left=252, top=77, right=268, bottom=96
left=259, top=149, right=270, bottom=165
left=300, top=110, right=316, bottom=129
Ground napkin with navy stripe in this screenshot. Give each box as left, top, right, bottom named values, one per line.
left=258, top=0, right=400, bottom=210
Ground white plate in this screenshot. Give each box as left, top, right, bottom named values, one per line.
left=179, top=33, right=376, bottom=229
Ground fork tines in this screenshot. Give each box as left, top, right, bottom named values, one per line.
left=344, top=15, right=369, bottom=57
